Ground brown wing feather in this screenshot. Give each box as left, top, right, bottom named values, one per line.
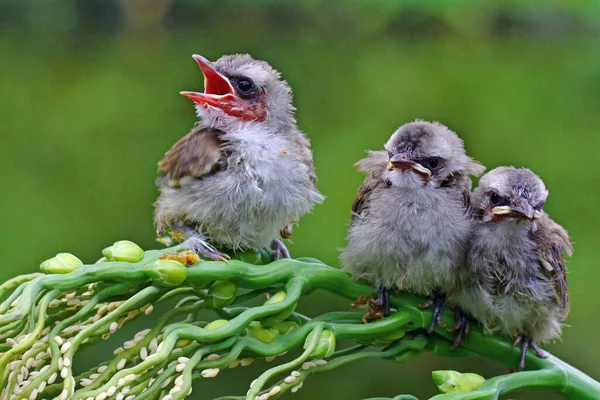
left=533, top=212, right=573, bottom=319
left=351, top=151, right=388, bottom=220
left=157, top=127, right=225, bottom=186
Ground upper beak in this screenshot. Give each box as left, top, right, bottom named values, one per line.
left=492, top=198, right=541, bottom=220
left=180, top=54, right=236, bottom=105
left=388, top=153, right=431, bottom=177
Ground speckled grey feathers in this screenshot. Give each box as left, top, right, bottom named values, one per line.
left=341, top=120, right=484, bottom=296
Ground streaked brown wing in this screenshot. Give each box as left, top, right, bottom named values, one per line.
left=157, top=127, right=225, bottom=186
left=351, top=150, right=388, bottom=221
left=352, top=177, right=382, bottom=217
left=533, top=213, right=573, bottom=318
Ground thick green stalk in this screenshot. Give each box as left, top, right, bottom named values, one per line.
left=0, top=245, right=597, bottom=400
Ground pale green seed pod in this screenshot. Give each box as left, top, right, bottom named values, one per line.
left=204, top=281, right=237, bottom=309
left=40, top=253, right=83, bottom=274
left=103, top=240, right=144, bottom=263
left=432, top=370, right=485, bottom=393
left=205, top=319, right=228, bottom=330
left=261, top=291, right=296, bottom=328
left=304, top=329, right=336, bottom=358
left=143, top=259, right=187, bottom=286
left=246, top=321, right=279, bottom=344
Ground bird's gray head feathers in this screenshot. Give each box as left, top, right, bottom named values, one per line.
left=383, top=120, right=484, bottom=188
left=472, top=166, right=549, bottom=222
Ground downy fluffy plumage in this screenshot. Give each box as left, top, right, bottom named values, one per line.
left=341, top=120, right=484, bottom=323
left=458, top=166, right=572, bottom=370
left=155, top=54, right=324, bottom=260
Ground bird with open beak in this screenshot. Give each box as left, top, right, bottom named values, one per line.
left=340, top=120, right=485, bottom=335
left=154, top=54, right=324, bottom=261
left=458, top=167, right=572, bottom=370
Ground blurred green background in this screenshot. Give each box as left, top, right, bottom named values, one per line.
left=1, top=0, right=599, bottom=398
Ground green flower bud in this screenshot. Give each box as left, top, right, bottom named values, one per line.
left=95, top=257, right=108, bottom=264
left=204, top=280, right=237, bottom=310
left=304, top=329, right=336, bottom=359
left=102, top=246, right=113, bottom=259
left=273, top=321, right=300, bottom=335
left=143, top=259, right=187, bottom=286
left=432, top=370, right=485, bottom=393
left=261, top=291, right=296, bottom=328
left=246, top=321, right=279, bottom=344
left=103, top=240, right=144, bottom=263
left=205, top=319, right=228, bottom=330
left=40, top=253, right=83, bottom=274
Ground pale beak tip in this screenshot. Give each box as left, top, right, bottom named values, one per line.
left=192, top=54, right=209, bottom=64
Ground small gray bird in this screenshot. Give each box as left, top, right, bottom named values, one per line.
left=341, top=120, right=484, bottom=330
left=459, top=167, right=572, bottom=370
left=154, top=54, right=324, bottom=261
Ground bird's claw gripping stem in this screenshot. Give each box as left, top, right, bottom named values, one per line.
left=511, top=334, right=549, bottom=371
left=448, top=308, right=471, bottom=348
left=420, top=294, right=446, bottom=333
left=271, top=239, right=291, bottom=260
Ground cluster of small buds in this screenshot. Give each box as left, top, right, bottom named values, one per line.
left=301, top=359, right=327, bottom=370
left=249, top=384, right=283, bottom=400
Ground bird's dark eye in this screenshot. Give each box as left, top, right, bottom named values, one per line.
left=533, top=201, right=545, bottom=211
left=236, top=78, right=254, bottom=93
left=490, top=192, right=502, bottom=206
left=419, top=157, right=441, bottom=170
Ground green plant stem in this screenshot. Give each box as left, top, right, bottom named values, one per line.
left=0, top=246, right=598, bottom=400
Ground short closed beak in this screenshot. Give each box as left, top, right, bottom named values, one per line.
left=387, top=153, right=431, bottom=177
left=492, top=198, right=541, bottom=220
left=180, top=55, right=265, bottom=121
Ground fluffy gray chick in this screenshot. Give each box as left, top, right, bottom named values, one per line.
left=341, top=120, right=484, bottom=329
left=155, top=54, right=324, bottom=261
left=459, top=166, right=572, bottom=370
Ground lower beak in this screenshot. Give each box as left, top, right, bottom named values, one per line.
left=180, top=55, right=265, bottom=121
left=492, top=199, right=540, bottom=220
left=389, top=154, right=431, bottom=178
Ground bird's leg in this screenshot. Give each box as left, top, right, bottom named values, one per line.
left=448, top=308, right=471, bottom=348
left=511, top=334, right=548, bottom=371
left=352, top=285, right=390, bottom=324
left=379, top=285, right=390, bottom=317
left=419, top=293, right=447, bottom=333
left=170, top=222, right=230, bottom=262
left=271, top=239, right=291, bottom=260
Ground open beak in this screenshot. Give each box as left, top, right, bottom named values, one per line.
left=180, top=55, right=265, bottom=121
left=388, top=153, right=431, bottom=178
left=492, top=198, right=541, bottom=221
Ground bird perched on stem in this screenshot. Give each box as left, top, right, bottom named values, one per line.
left=341, top=120, right=484, bottom=334
left=458, top=167, right=572, bottom=370
left=154, top=54, right=324, bottom=261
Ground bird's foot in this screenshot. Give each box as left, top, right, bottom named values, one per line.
left=352, top=286, right=391, bottom=324
left=271, top=239, right=291, bottom=260
left=511, top=334, right=549, bottom=371
left=448, top=308, right=471, bottom=348
left=166, top=222, right=230, bottom=262
left=419, top=294, right=447, bottom=333
left=183, top=236, right=230, bottom=263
